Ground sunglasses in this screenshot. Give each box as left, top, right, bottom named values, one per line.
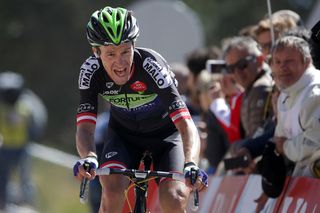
left=225, top=55, right=256, bottom=74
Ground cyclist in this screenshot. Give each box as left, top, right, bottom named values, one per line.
left=73, top=6, right=208, bottom=213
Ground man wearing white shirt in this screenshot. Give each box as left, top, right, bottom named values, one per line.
left=272, top=36, right=320, bottom=177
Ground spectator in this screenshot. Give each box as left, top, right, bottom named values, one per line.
left=254, top=15, right=297, bottom=58
left=236, top=86, right=277, bottom=161
left=255, top=35, right=320, bottom=213
left=0, top=71, right=47, bottom=210
left=185, top=46, right=222, bottom=119
left=223, top=36, right=274, bottom=139
left=271, top=36, right=320, bottom=178
left=196, top=70, right=229, bottom=173
left=271, top=9, right=304, bottom=27
left=210, top=72, right=244, bottom=144
left=238, top=24, right=257, bottom=38
left=230, top=18, right=312, bottom=175
left=17, top=85, right=47, bottom=206
left=195, top=120, right=210, bottom=172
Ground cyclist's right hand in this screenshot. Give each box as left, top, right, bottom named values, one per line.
left=73, top=155, right=98, bottom=181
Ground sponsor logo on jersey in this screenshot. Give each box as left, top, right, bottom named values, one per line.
left=169, top=100, right=186, bottom=111
left=130, top=81, right=147, bottom=94
left=169, top=108, right=191, bottom=124
left=105, top=151, right=118, bottom=159
left=102, top=93, right=158, bottom=109
left=102, top=90, right=119, bottom=95
left=106, top=82, right=114, bottom=88
left=77, top=103, right=95, bottom=113
left=79, top=57, right=100, bottom=89
left=143, top=57, right=172, bottom=89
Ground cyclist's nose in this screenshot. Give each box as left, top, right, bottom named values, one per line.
left=115, top=55, right=126, bottom=66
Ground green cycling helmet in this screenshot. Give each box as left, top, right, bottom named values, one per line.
left=86, top=6, right=140, bottom=46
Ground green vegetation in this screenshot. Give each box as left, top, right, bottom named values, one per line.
left=31, top=158, right=90, bottom=213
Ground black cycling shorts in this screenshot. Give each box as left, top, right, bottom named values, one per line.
left=99, top=127, right=184, bottom=174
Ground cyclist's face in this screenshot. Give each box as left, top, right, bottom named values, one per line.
left=99, top=42, right=134, bottom=85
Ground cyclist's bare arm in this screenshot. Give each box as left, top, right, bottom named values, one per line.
left=174, top=117, right=208, bottom=196
left=76, top=122, right=97, bottom=158
left=174, top=118, right=200, bottom=165
left=75, top=122, right=98, bottom=180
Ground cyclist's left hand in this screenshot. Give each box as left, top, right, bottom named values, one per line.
left=183, top=162, right=208, bottom=191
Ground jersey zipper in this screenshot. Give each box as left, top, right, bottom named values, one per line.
left=124, top=92, right=130, bottom=110
left=120, top=85, right=130, bottom=110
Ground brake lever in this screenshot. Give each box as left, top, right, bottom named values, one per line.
left=79, top=162, right=90, bottom=204
left=190, top=168, right=199, bottom=211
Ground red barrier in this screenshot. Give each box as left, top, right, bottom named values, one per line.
left=121, top=174, right=320, bottom=213
left=277, top=177, right=320, bottom=213
left=208, top=175, right=248, bottom=213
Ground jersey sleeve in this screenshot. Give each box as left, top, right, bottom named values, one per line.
left=140, top=49, right=191, bottom=124
left=76, top=56, right=100, bottom=125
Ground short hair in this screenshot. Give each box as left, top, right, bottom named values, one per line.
left=185, top=46, right=221, bottom=77
left=283, top=27, right=320, bottom=69
left=222, top=36, right=262, bottom=58
left=254, top=16, right=297, bottom=39
left=271, top=36, right=312, bottom=64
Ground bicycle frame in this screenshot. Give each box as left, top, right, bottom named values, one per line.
left=133, top=152, right=152, bottom=213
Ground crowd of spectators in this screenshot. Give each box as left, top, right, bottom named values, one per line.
left=174, top=9, right=320, bottom=212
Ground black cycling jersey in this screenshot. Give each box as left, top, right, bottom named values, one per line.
left=76, top=47, right=191, bottom=134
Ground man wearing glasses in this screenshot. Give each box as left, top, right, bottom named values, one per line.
left=222, top=36, right=274, bottom=139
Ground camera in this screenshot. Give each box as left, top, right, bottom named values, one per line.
left=223, top=155, right=250, bottom=170
left=206, top=59, right=227, bottom=74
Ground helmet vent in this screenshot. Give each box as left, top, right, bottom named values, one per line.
left=107, top=26, right=115, bottom=38
left=116, top=13, right=121, bottom=21
left=116, top=27, right=121, bottom=38
left=102, top=14, right=108, bottom=23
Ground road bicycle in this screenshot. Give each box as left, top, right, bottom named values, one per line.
left=79, top=151, right=199, bottom=213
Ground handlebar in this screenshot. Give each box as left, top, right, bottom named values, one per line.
left=80, top=167, right=200, bottom=211
left=96, top=167, right=185, bottom=181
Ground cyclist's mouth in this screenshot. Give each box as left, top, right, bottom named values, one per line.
left=114, top=68, right=126, bottom=77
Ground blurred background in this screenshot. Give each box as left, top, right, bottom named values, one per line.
left=1, top=0, right=320, bottom=212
